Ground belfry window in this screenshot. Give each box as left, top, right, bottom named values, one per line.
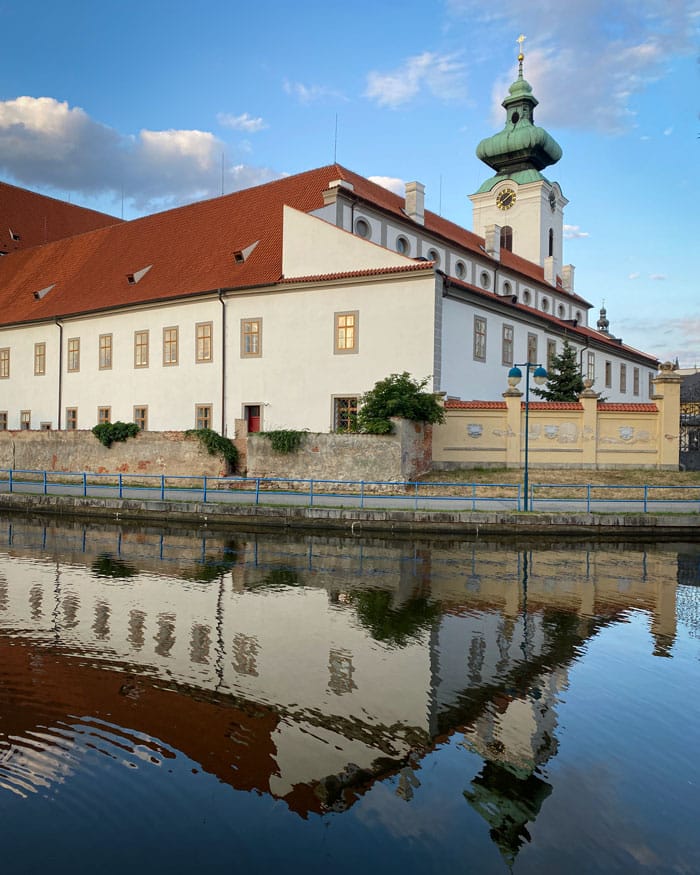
left=548, top=228, right=554, bottom=257
left=500, top=225, right=513, bottom=252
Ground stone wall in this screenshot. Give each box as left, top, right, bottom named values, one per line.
left=246, top=419, right=432, bottom=482
left=0, top=430, right=227, bottom=477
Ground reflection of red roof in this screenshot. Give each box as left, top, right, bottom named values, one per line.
left=0, top=180, right=120, bottom=253
left=0, top=636, right=328, bottom=815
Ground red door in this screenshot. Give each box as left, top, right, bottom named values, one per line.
left=245, top=405, right=261, bottom=433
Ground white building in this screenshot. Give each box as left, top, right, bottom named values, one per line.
left=0, top=56, right=658, bottom=437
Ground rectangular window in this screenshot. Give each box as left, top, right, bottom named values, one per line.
left=620, top=364, right=627, bottom=393
left=40, top=422, right=51, bottom=431
left=547, top=339, right=557, bottom=371
left=633, top=367, right=640, bottom=396
left=473, top=316, right=487, bottom=362
left=20, top=410, right=30, bottom=430
left=587, top=351, right=595, bottom=382
left=195, top=404, right=212, bottom=430
left=333, top=397, right=359, bottom=432
left=605, top=361, right=612, bottom=388
left=0, top=412, right=7, bottom=430
left=649, top=374, right=654, bottom=398
left=241, top=318, right=262, bottom=358
left=66, top=408, right=78, bottom=430
left=527, top=332, right=538, bottom=365
left=334, top=311, right=358, bottom=354
left=67, top=338, right=80, bottom=372
left=98, top=406, right=111, bottom=424
left=99, top=334, right=113, bottom=370
left=163, top=327, right=179, bottom=366
left=501, top=324, right=514, bottom=366
left=134, top=330, right=149, bottom=368
left=34, top=342, right=46, bottom=376
left=0, top=348, right=9, bottom=379
left=196, top=322, right=213, bottom=363
left=133, top=406, right=148, bottom=430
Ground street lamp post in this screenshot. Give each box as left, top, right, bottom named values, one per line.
left=507, top=362, right=548, bottom=511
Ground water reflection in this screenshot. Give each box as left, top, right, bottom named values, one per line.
left=0, top=516, right=698, bottom=872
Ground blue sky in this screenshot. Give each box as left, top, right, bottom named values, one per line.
left=0, top=0, right=697, bottom=365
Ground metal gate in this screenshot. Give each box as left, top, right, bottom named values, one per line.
left=680, top=389, right=700, bottom=471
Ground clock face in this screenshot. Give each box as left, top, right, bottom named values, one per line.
left=496, top=188, right=516, bottom=210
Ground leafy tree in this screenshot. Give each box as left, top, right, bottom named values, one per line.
left=532, top=340, right=584, bottom=401
left=357, top=372, right=445, bottom=434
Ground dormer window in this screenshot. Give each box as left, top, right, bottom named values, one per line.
left=9, top=229, right=20, bottom=242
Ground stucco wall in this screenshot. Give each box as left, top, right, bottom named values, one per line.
left=432, top=366, right=681, bottom=470
left=246, top=419, right=432, bottom=483
left=0, top=430, right=227, bottom=477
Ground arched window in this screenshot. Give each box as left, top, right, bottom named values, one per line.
left=548, top=228, right=554, bottom=257
left=500, top=225, right=513, bottom=252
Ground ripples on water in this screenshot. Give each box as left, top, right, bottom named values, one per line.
left=0, top=516, right=699, bottom=874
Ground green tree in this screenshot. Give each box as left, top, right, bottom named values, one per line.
left=357, top=372, right=445, bottom=434
left=532, top=340, right=584, bottom=401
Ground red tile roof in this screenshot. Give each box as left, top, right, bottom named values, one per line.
left=598, top=403, right=658, bottom=412
left=525, top=401, right=582, bottom=410
left=279, top=262, right=434, bottom=284
left=445, top=400, right=507, bottom=409
left=0, top=180, right=120, bottom=254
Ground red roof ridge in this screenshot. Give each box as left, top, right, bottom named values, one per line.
left=598, top=403, right=658, bottom=412
left=280, top=262, right=434, bottom=283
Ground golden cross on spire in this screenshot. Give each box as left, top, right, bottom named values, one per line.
left=517, top=34, right=526, bottom=59
left=516, top=34, right=526, bottom=77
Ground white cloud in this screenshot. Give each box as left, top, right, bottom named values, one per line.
left=283, top=80, right=344, bottom=104
left=365, top=52, right=467, bottom=108
left=217, top=112, right=267, bottom=133
left=663, top=127, right=673, bottom=136
left=649, top=273, right=667, bottom=280
left=563, top=224, right=590, bottom=239
left=628, top=272, right=641, bottom=280
left=0, top=96, right=280, bottom=212
left=448, top=1, right=698, bottom=133
left=368, top=175, right=405, bottom=195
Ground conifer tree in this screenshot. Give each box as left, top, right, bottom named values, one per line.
left=532, top=340, right=584, bottom=401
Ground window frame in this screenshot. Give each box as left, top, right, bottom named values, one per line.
left=98, top=406, right=111, bottom=425
left=633, top=367, right=640, bottom=396
left=332, top=396, right=359, bottom=432
left=547, top=339, right=557, bottom=371
left=605, top=360, right=612, bottom=389
left=527, top=332, right=538, bottom=365
left=67, top=337, right=80, bottom=373
left=501, top=324, right=514, bottom=367
left=66, top=408, right=78, bottom=430
left=0, top=347, right=10, bottom=379
left=134, top=330, right=149, bottom=368
left=196, top=321, right=213, bottom=363
left=34, top=342, right=46, bottom=376
left=162, top=326, right=179, bottom=367
left=240, top=318, right=262, bottom=358
left=473, top=316, right=487, bottom=362
left=133, top=406, right=148, bottom=431
left=334, top=311, right=359, bottom=355
left=0, top=411, right=7, bottom=430
left=620, top=363, right=627, bottom=393
left=99, top=333, right=113, bottom=370
left=195, top=404, right=213, bottom=430
left=20, top=410, right=31, bottom=431
left=587, top=351, right=595, bottom=382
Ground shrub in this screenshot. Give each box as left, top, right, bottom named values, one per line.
left=185, top=428, right=239, bottom=469
left=262, top=429, right=304, bottom=453
left=357, top=372, right=445, bottom=435
left=92, top=421, right=140, bottom=448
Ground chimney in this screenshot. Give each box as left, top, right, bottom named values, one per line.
left=562, top=264, right=575, bottom=293
left=405, top=181, right=425, bottom=225
left=484, top=224, right=501, bottom=261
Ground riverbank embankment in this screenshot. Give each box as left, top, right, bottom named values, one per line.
left=1, top=493, right=698, bottom=538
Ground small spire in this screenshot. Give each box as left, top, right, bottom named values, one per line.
left=516, top=34, right=526, bottom=77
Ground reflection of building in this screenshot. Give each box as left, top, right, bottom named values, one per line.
left=0, top=518, right=694, bottom=844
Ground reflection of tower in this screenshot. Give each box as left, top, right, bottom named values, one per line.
left=464, top=760, right=552, bottom=869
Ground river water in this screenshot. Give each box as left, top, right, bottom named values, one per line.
left=0, top=514, right=698, bottom=874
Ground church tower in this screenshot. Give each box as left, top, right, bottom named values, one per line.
left=470, top=38, right=568, bottom=287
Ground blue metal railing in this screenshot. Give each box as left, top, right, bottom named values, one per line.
left=0, top=468, right=698, bottom=513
